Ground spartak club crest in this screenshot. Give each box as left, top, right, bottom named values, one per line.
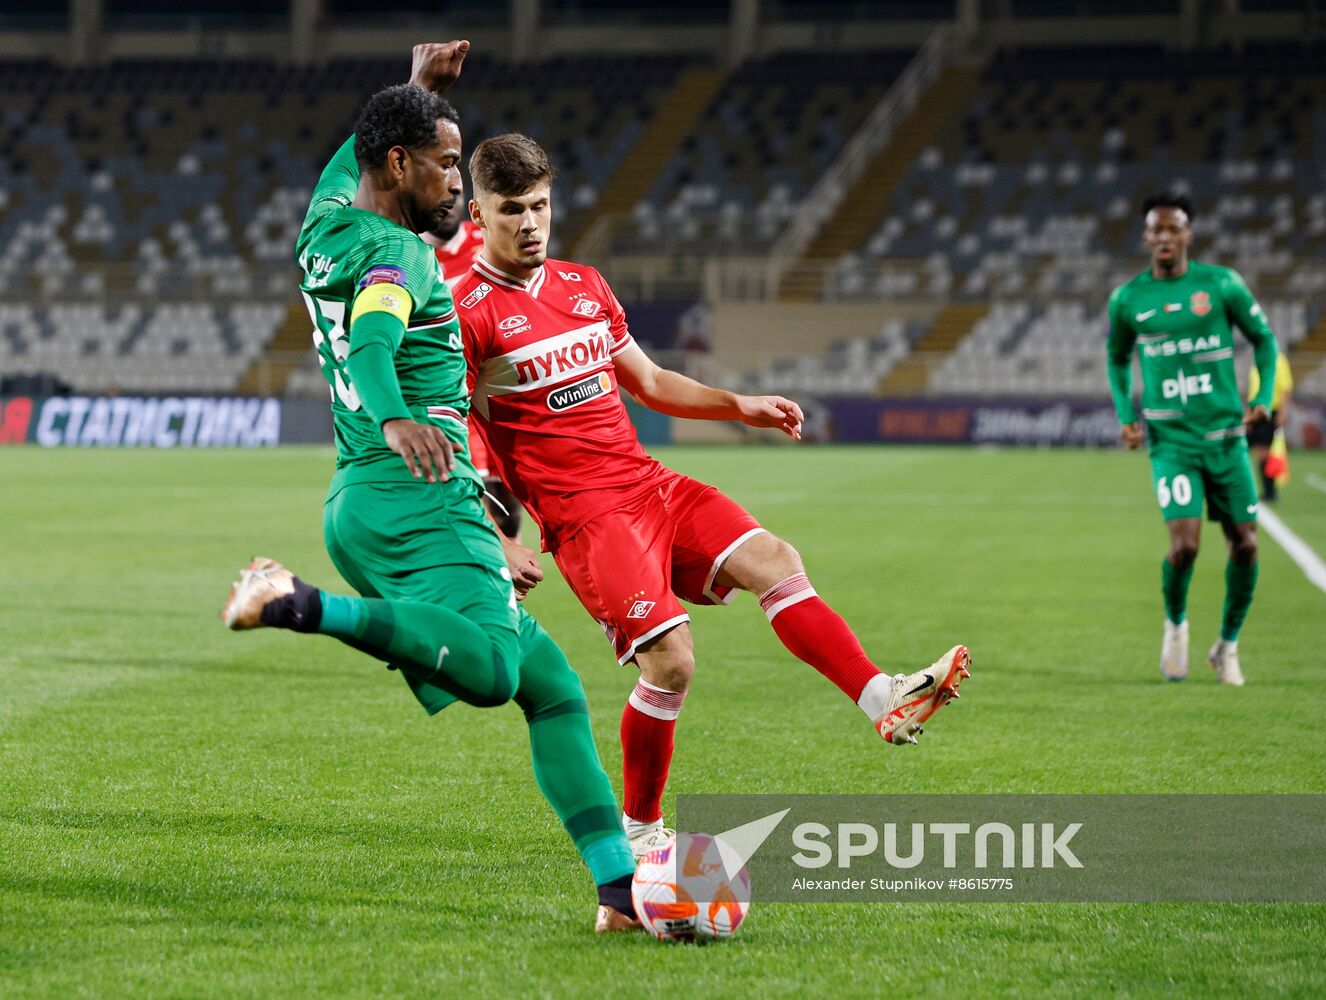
left=1190, top=291, right=1212, bottom=316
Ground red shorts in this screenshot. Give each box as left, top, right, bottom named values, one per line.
left=466, top=417, right=492, bottom=479
left=551, top=472, right=764, bottom=665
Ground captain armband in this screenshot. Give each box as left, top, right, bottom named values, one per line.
left=350, top=269, right=413, bottom=327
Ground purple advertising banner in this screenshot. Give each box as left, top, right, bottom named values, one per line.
left=821, top=397, right=1326, bottom=449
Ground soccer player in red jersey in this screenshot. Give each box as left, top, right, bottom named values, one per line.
left=453, top=134, right=971, bottom=856
left=423, top=182, right=522, bottom=540
left=424, top=208, right=485, bottom=287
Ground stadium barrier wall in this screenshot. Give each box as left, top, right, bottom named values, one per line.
left=5, top=394, right=1319, bottom=450
left=819, top=397, right=1326, bottom=449
left=0, top=395, right=332, bottom=448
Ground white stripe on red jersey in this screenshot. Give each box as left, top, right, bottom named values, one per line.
left=455, top=255, right=670, bottom=550
left=473, top=256, right=548, bottom=297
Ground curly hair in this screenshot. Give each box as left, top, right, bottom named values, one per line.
left=469, top=133, right=557, bottom=197
left=1141, top=192, right=1195, bottom=222
left=353, top=84, right=459, bottom=172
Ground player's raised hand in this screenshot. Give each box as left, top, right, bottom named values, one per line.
left=1243, top=404, right=1270, bottom=427
left=408, top=40, right=470, bottom=94
left=1120, top=421, right=1144, bottom=450
left=501, top=536, right=545, bottom=600
left=736, top=394, right=804, bottom=441
left=382, top=418, right=456, bottom=483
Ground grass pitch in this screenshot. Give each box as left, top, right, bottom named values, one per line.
left=2, top=445, right=1324, bottom=998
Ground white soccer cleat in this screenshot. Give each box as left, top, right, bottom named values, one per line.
left=874, top=645, right=971, bottom=746
left=1161, top=619, right=1189, bottom=681
left=221, top=557, right=295, bottom=629
left=1207, top=640, right=1245, bottom=686
left=627, top=820, right=677, bottom=861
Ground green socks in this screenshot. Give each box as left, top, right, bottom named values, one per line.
left=1161, top=557, right=1193, bottom=625
left=1221, top=558, right=1259, bottom=642
left=1160, top=555, right=1257, bottom=641
left=516, top=627, right=636, bottom=886
left=312, top=594, right=636, bottom=886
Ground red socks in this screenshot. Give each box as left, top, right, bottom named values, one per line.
left=622, top=574, right=886, bottom=824
left=620, top=678, right=686, bottom=824
left=759, top=572, right=881, bottom=702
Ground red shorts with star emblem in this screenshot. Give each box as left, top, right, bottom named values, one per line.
left=550, top=472, right=764, bottom=664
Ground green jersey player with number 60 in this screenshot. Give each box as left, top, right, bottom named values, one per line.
left=219, top=42, right=641, bottom=933
left=1106, top=193, right=1279, bottom=687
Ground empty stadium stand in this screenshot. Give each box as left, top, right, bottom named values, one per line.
left=623, top=49, right=914, bottom=253
left=819, top=42, right=1326, bottom=397
left=1, top=36, right=1323, bottom=404
left=0, top=54, right=691, bottom=393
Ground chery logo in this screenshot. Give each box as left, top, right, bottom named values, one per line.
left=499, top=314, right=529, bottom=331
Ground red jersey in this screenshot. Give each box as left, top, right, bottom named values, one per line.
left=431, top=220, right=486, bottom=288
left=455, top=255, right=670, bottom=549
left=430, top=221, right=493, bottom=474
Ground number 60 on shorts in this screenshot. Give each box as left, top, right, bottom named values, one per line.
left=1149, top=459, right=1204, bottom=522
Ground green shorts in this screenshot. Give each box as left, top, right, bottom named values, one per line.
left=1148, top=440, right=1259, bottom=527
left=323, top=477, right=537, bottom=714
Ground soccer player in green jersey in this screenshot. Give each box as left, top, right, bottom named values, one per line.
left=221, top=42, right=640, bottom=932
left=1106, top=193, right=1279, bottom=686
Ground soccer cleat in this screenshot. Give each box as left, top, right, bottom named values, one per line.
left=1207, top=640, right=1245, bottom=686
left=594, top=904, right=643, bottom=933
left=1160, top=619, right=1189, bottom=681
left=874, top=645, right=971, bottom=746
left=627, top=821, right=677, bottom=861
left=221, top=557, right=296, bottom=629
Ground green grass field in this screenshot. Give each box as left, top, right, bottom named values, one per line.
left=3, top=445, right=1324, bottom=998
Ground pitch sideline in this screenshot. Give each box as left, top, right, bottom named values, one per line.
left=1258, top=505, right=1326, bottom=597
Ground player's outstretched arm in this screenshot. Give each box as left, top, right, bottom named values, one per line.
left=300, top=40, right=468, bottom=240
left=408, top=40, right=470, bottom=94
left=298, top=136, right=360, bottom=242
left=613, top=343, right=803, bottom=439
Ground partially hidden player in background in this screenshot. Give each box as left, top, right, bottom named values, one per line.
left=424, top=173, right=523, bottom=540
left=1107, top=193, right=1279, bottom=686
left=221, top=42, right=640, bottom=932
left=1246, top=351, right=1293, bottom=503
left=453, top=133, right=971, bottom=858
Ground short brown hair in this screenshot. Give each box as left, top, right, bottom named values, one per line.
left=469, top=133, right=556, bottom=197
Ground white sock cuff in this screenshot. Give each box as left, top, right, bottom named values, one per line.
left=759, top=572, right=817, bottom=621
left=628, top=679, right=686, bottom=720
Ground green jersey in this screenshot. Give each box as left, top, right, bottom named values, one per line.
left=1106, top=260, right=1278, bottom=452
left=295, top=136, right=479, bottom=489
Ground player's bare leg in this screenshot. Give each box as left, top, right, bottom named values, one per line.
left=713, top=531, right=970, bottom=744
left=1161, top=518, right=1200, bottom=681
left=1208, top=520, right=1256, bottom=686
left=622, top=624, right=692, bottom=858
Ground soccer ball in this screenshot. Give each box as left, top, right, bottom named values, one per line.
left=632, top=832, right=751, bottom=941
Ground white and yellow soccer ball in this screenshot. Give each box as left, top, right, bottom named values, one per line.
left=631, top=832, right=751, bottom=941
